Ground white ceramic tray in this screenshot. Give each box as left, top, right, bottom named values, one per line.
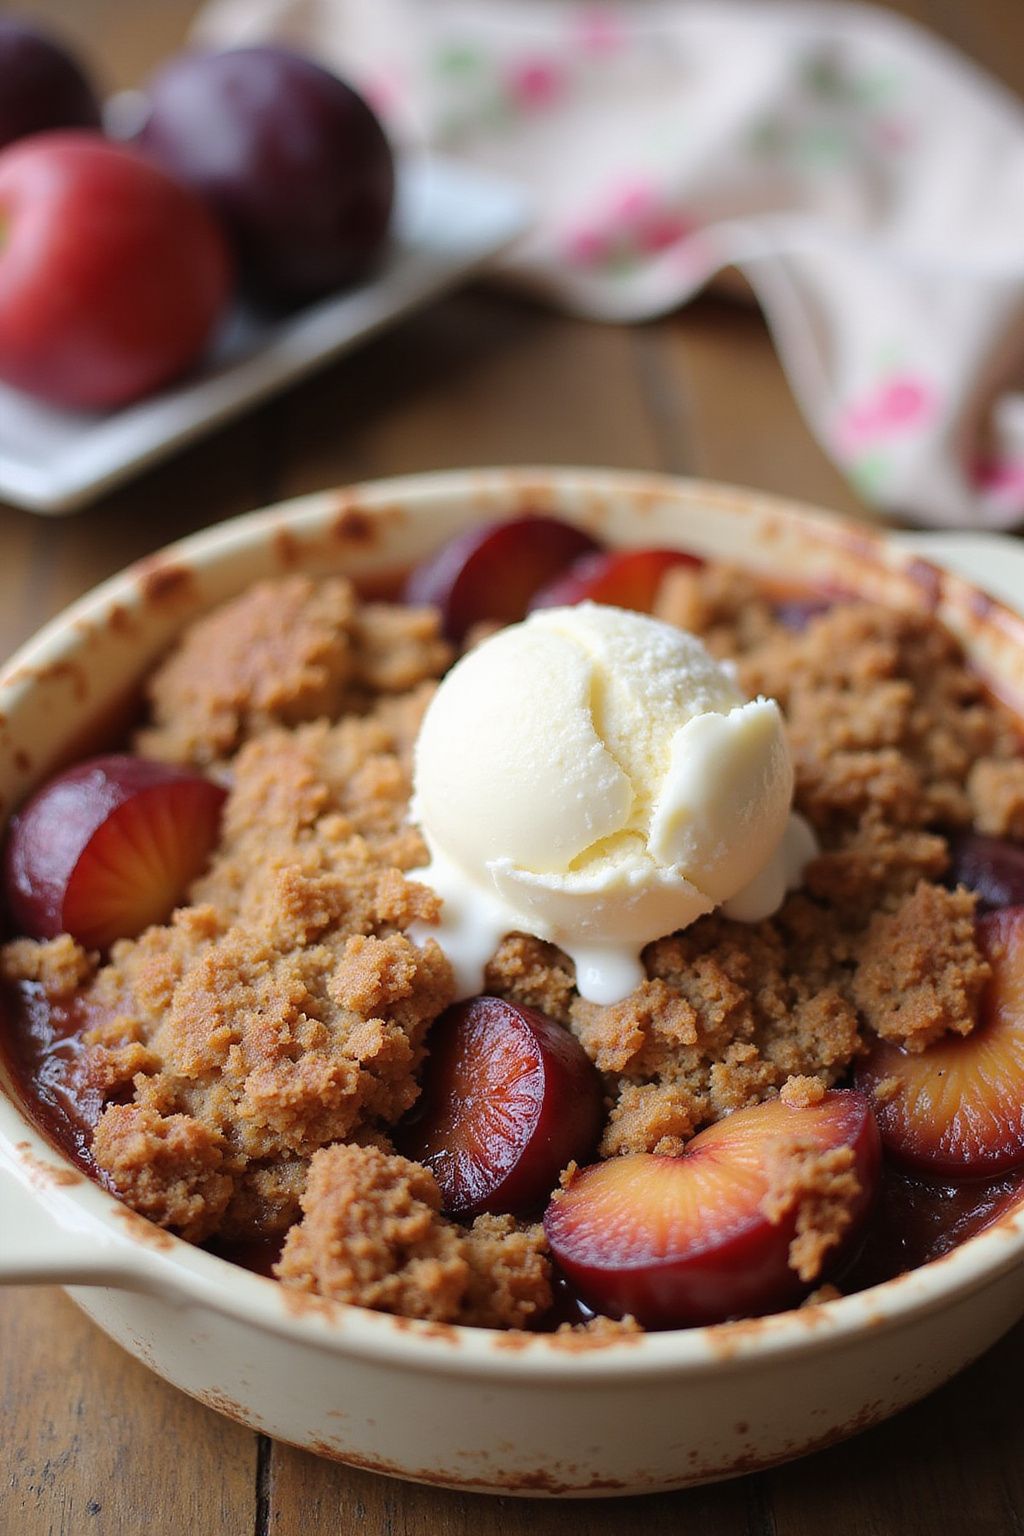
left=0, top=158, right=529, bottom=515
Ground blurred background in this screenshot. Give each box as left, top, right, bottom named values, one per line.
left=0, top=0, right=1019, bottom=619
left=0, top=0, right=1019, bottom=632
left=17, top=0, right=1022, bottom=112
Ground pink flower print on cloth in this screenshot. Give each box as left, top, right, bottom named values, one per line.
left=572, top=7, right=627, bottom=58
left=837, top=375, right=936, bottom=454
left=195, top=0, right=1024, bottom=530
left=563, top=180, right=695, bottom=276
left=829, top=360, right=939, bottom=498
left=505, top=55, right=566, bottom=113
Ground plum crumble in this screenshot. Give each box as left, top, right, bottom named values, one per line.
left=5, top=528, right=1024, bottom=1332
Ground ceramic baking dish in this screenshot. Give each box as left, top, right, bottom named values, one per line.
left=2, top=467, right=1024, bottom=1498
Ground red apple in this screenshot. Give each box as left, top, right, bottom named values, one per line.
left=0, top=133, right=232, bottom=409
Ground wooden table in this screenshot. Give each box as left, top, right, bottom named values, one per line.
left=4, top=2, right=1024, bottom=1531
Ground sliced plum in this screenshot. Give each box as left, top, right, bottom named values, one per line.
left=530, top=547, right=702, bottom=614
left=857, top=907, right=1024, bottom=1178
left=403, top=516, right=602, bottom=641
left=4, top=754, right=226, bottom=949
left=543, top=1090, right=880, bottom=1328
left=396, top=996, right=603, bottom=1217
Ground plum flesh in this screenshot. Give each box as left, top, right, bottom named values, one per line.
left=544, top=1091, right=880, bottom=1328
left=397, top=996, right=604, bottom=1217
left=5, top=754, right=226, bottom=949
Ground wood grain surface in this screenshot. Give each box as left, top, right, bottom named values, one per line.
left=3, top=2, right=1024, bottom=1532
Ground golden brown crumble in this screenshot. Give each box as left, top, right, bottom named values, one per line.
left=0, top=933, right=96, bottom=997
left=77, top=886, right=452, bottom=1239
left=967, top=758, right=1024, bottom=839
left=802, top=1283, right=843, bottom=1306
left=804, top=822, right=950, bottom=915
left=761, top=1141, right=862, bottom=1283
left=91, top=1104, right=235, bottom=1243
left=555, top=1313, right=643, bottom=1339
left=460, top=1213, right=553, bottom=1330
left=138, top=575, right=450, bottom=766
left=275, top=1143, right=471, bottom=1320
left=654, top=563, right=780, bottom=658
left=779, top=1075, right=827, bottom=1109
left=851, top=883, right=990, bottom=1051
left=275, top=1144, right=550, bottom=1327
left=739, top=604, right=1021, bottom=842
left=4, top=565, right=1020, bottom=1330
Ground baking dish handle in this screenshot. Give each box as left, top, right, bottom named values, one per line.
left=0, top=1145, right=155, bottom=1288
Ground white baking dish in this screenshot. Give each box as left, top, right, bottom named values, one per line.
left=2, top=467, right=1023, bottom=1496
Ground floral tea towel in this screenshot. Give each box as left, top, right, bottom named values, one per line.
left=196, top=0, right=1024, bottom=529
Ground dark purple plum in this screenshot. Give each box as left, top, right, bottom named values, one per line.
left=773, top=599, right=833, bottom=633
left=946, top=832, right=1024, bottom=912
left=396, top=996, right=604, bottom=1218
left=137, top=46, right=394, bottom=304
left=0, top=20, right=101, bottom=151
left=4, top=755, right=226, bottom=949
left=404, top=516, right=602, bottom=641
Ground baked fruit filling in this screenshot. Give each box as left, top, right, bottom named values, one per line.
left=4, top=513, right=1024, bottom=1334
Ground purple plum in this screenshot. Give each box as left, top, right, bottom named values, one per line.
left=136, top=45, right=394, bottom=304
left=0, top=20, right=101, bottom=151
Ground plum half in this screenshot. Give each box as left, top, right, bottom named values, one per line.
left=396, top=996, right=604, bottom=1217
left=403, top=516, right=602, bottom=641
left=530, top=547, right=703, bottom=613
left=946, top=833, right=1024, bottom=913
left=544, top=1090, right=880, bottom=1328
left=5, top=754, right=226, bottom=949
left=857, top=907, right=1024, bottom=1178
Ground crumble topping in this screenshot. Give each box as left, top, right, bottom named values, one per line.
left=739, top=603, right=1018, bottom=833
left=4, top=564, right=1018, bottom=1328
left=555, top=1313, right=643, bottom=1340
left=779, top=1075, right=827, bottom=1108
left=967, top=758, right=1024, bottom=839
left=851, top=882, right=990, bottom=1051
left=275, top=1143, right=550, bottom=1327
left=1, top=933, right=95, bottom=997
left=138, top=574, right=451, bottom=767
left=761, top=1140, right=862, bottom=1283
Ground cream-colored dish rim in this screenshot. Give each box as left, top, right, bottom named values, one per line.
left=1, top=465, right=1023, bottom=1382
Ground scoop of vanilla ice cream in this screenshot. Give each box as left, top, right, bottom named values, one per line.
left=410, top=603, right=813, bottom=1004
